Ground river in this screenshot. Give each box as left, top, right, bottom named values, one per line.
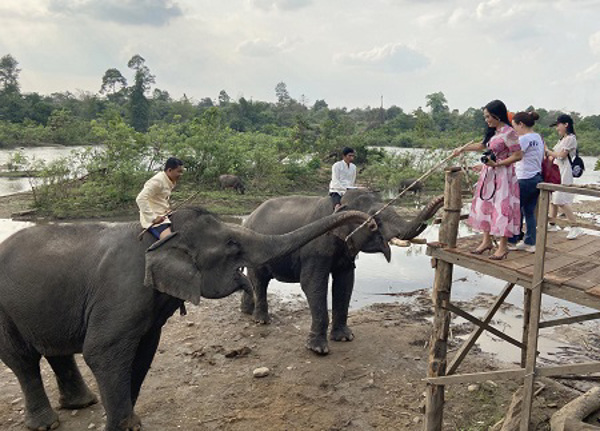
left=1, top=145, right=599, bottom=363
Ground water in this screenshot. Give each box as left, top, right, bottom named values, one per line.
left=0, top=145, right=91, bottom=196
left=1, top=146, right=600, bottom=363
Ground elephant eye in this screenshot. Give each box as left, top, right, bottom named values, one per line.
left=227, top=238, right=240, bottom=248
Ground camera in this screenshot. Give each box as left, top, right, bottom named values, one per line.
left=481, top=149, right=497, bottom=164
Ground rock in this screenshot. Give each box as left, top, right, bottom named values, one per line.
left=413, top=416, right=421, bottom=424
left=484, top=380, right=498, bottom=388
left=88, top=423, right=96, bottom=429
left=467, top=384, right=480, bottom=392
left=71, top=410, right=78, bottom=416
left=253, top=367, right=270, bottom=378
left=11, top=397, right=21, bottom=405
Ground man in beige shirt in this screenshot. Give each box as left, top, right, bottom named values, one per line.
left=136, top=157, right=184, bottom=240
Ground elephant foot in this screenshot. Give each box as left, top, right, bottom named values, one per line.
left=252, top=310, right=271, bottom=325
left=105, top=413, right=141, bottom=431
left=25, top=406, right=59, bottom=431
left=330, top=325, right=354, bottom=342
left=59, top=390, right=98, bottom=410
left=305, top=334, right=329, bottom=355
left=240, top=292, right=254, bottom=315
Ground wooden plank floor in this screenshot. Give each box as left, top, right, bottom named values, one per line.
left=427, top=231, right=600, bottom=310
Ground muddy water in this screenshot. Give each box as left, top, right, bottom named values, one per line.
left=1, top=146, right=599, bottom=363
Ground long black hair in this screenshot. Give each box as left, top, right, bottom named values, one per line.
left=482, top=100, right=511, bottom=146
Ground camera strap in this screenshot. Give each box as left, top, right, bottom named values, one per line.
left=479, top=168, right=497, bottom=201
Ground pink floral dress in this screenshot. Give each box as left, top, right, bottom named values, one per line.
left=468, top=125, right=521, bottom=237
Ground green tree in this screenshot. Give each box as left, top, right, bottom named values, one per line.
left=218, top=90, right=231, bottom=106
left=275, top=81, right=291, bottom=106
left=0, top=54, right=21, bottom=95
left=127, top=55, right=155, bottom=132
left=426, top=91, right=451, bottom=131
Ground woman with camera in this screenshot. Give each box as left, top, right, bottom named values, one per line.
left=453, top=100, right=523, bottom=260
left=545, top=114, right=582, bottom=239
left=509, top=111, right=544, bottom=252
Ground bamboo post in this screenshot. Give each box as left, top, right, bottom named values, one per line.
left=521, top=289, right=531, bottom=367
left=424, top=168, right=463, bottom=431
left=520, top=188, right=551, bottom=430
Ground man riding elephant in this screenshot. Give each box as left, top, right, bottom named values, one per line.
left=241, top=189, right=444, bottom=355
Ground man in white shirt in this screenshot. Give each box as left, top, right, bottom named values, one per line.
left=136, top=157, right=184, bottom=240
left=329, top=147, right=357, bottom=210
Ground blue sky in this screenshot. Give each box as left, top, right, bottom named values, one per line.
left=2, top=0, right=600, bottom=115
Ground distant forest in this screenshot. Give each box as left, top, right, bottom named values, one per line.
left=2, top=53, right=600, bottom=155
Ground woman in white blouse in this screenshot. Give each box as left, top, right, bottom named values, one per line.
left=545, top=114, right=582, bottom=239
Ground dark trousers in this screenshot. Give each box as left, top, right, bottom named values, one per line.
left=512, top=173, right=542, bottom=246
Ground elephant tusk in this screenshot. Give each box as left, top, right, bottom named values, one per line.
left=389, top=237, right=411, bottom=247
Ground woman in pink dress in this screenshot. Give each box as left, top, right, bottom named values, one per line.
left=453, top=100, right=523, bottom=260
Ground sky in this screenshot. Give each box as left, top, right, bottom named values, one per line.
left=1, top=0, right=600, bottom=115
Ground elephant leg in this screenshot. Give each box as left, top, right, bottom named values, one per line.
left=83, top=335, right=141, bottom=431
left=300, top=262, right=331, bottom=355
left=130, top=328, right=162, bottom=407
left=330, top=268, right=355, bottom=342
left=46, top=355, right=98, bottom=409
left=242, top=267, right=272, bottom=324
left=0, top=311, right=59, bottom=430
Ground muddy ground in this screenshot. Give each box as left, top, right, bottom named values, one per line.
left=1, top=193, right=600, bottom=430
left=0, top=290, right=591, bottom=431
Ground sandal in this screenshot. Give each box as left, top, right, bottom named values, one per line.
left=489, top=251, right=509, bottom=260
left=470, top=244, right=493, bottom=255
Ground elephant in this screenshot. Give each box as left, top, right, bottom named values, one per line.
left=241, top=189, right=444, bottom=355
left=398, top=178, right=423, bottom=194
left=219, top=174, right=245, bottom=194
left=0, top=207, right=373, bottom=431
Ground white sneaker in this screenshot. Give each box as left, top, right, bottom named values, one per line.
left=514, top=242, right=536, bottom=253
left=566, top=227, right=583, bottom=240
left=547, top=224, right=561, bottom=232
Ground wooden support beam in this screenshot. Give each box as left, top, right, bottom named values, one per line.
left=424, top=169, right=463, bottom=431
left=539, top=312, right=600, bottom=329
left=442, top=301, right=527, bottom=351
left=520, top=189, right=551, bottom=431
left=538, top=183, right=600, bottom=199
left=548, top=217, right=600, bottom=232
left=537, top=362, right=600, bottom=377
left=425, top=368, right=525, bottom=385
left=425, top=362, right=600, bottom=386
left=447, top=282, right=515, bottom=375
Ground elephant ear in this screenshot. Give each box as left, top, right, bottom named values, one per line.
left=144, top=235, right=203, bottom=305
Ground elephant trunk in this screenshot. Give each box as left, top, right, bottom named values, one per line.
left=241, top=210, right=373, bottom=266
left=396, top=194, right=445, bottom=240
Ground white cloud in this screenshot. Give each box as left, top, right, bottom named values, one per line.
left=576, top=62, right=600, bottom=81
left=590, top=31, right=600, bottom=55
left=236, top=37, right=297, bottom=57
left=334, top=43, right=430, bottom=74
left=48, top=0, right=183, bottom=26
left=248, top=0, right=311, bottom=12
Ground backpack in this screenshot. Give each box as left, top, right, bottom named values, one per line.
left=542, top=157, right=561, bottom=184
left=568, top=149, right=585, bottom=178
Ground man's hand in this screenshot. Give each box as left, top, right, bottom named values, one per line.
left=152, top=215, right=166, bottom=225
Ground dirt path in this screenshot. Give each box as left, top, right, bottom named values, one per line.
left=0, top=291, right=583, bottom=431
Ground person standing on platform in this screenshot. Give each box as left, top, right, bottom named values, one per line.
left=545, top=114, right=582, bottom=239
left=452, top=100, right=523, bottom=260
left=509, top=111, right=544, bottom=252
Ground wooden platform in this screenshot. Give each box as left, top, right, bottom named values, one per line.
left=428, top=230, right=600, bottom=310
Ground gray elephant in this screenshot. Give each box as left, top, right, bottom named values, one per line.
left=219, top=174, right=245, bottom=194
left=0, top=207, right=372, bottom=431
left=241, top=189, right=443, bottom=354
left=398, top=178, right=423, bottom=194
